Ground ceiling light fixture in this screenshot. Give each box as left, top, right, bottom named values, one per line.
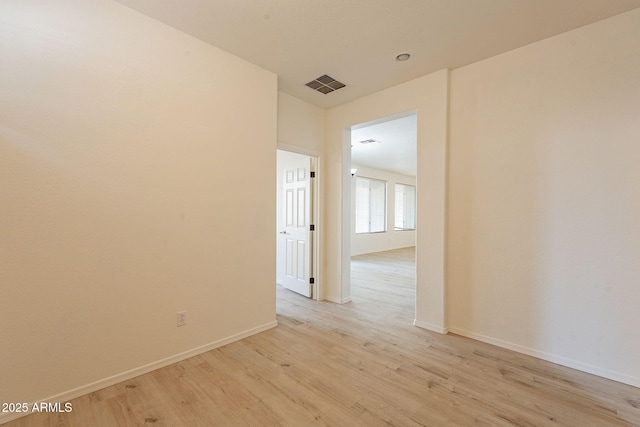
left=395, top=53, right=411, bottom=62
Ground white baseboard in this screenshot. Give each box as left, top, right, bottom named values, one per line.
left=324, top=295, right=352, bottom=304
left=0, top=320, right=278, bottom=425
left=448, top=326, right=640, bottom=389
left=413, top=319, right=448, bottom=334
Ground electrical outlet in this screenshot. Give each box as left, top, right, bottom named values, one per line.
left=177, top=311, right=187, bottom=327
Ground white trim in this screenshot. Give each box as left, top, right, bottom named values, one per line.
left=310, top=156, right=321, bottom=302
left=448, top=327, right=640, bottom=389
left=0, top=321, right=278, bottom=425
left=414, top=319, right=449, bottom=334
left=324, top=296, right=352, bottom=304
left=276, top=142, right=320, bottom=158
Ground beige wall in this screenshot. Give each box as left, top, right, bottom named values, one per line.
left=0, top=0, right=277, bottom=416
left=277, top=92, right=325, bottom=156
left=448, top=9, right=640, bottom=386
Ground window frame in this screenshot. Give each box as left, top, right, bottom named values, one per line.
left=394, top=183, right=416, bottom=231
left=355, top=176, right=387, bottom=234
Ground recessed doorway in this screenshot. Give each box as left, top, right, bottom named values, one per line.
left=349, top=112, right=417, bottom=321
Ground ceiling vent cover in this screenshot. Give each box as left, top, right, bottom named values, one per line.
left=305, top=74, right=346, bottom=94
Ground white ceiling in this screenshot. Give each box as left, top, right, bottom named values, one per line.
left=113, top=0, right=640, bottom=176
left=114, top=0, right=640, bottom=109
left=351, top=114, right=417, bottom=177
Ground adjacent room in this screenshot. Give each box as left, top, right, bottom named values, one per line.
left=349, top=113, right=418, bottom=321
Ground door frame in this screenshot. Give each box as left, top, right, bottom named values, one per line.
left=325, top=69, right=449, bottom=333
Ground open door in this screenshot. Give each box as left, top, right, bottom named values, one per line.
left=280, top=156, right=314, bottom=298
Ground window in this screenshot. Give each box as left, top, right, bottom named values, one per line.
left=395, top=184, right=416, bottom=230
left=355, top=177, right=386, bottom=233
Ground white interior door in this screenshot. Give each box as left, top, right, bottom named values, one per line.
left=281, top=157, right=312, bottom=297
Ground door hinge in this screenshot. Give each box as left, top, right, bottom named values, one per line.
left=310, top=224, right=315, bottom=231
left=310, top=277, right=315, bottom=284
left=310, top=171, right=316, bottom=178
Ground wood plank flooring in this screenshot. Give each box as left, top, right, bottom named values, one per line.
left=6, top=247, right=640, bottom=426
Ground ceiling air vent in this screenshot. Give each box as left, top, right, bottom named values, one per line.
left=305, top=74, right=346, bottom=94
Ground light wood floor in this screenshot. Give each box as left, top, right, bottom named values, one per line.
left=7, top=247, right=640, bottom=426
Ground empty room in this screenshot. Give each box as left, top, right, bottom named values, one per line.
left=2, top=1, right=639, bottom=425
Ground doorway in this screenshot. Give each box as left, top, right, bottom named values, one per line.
left=349, top=113, right=418, bottom=319
left=276, top=149, right=319, bottom=300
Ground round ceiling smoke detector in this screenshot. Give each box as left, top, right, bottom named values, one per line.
left=395, top=53, right=411, bottom=62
